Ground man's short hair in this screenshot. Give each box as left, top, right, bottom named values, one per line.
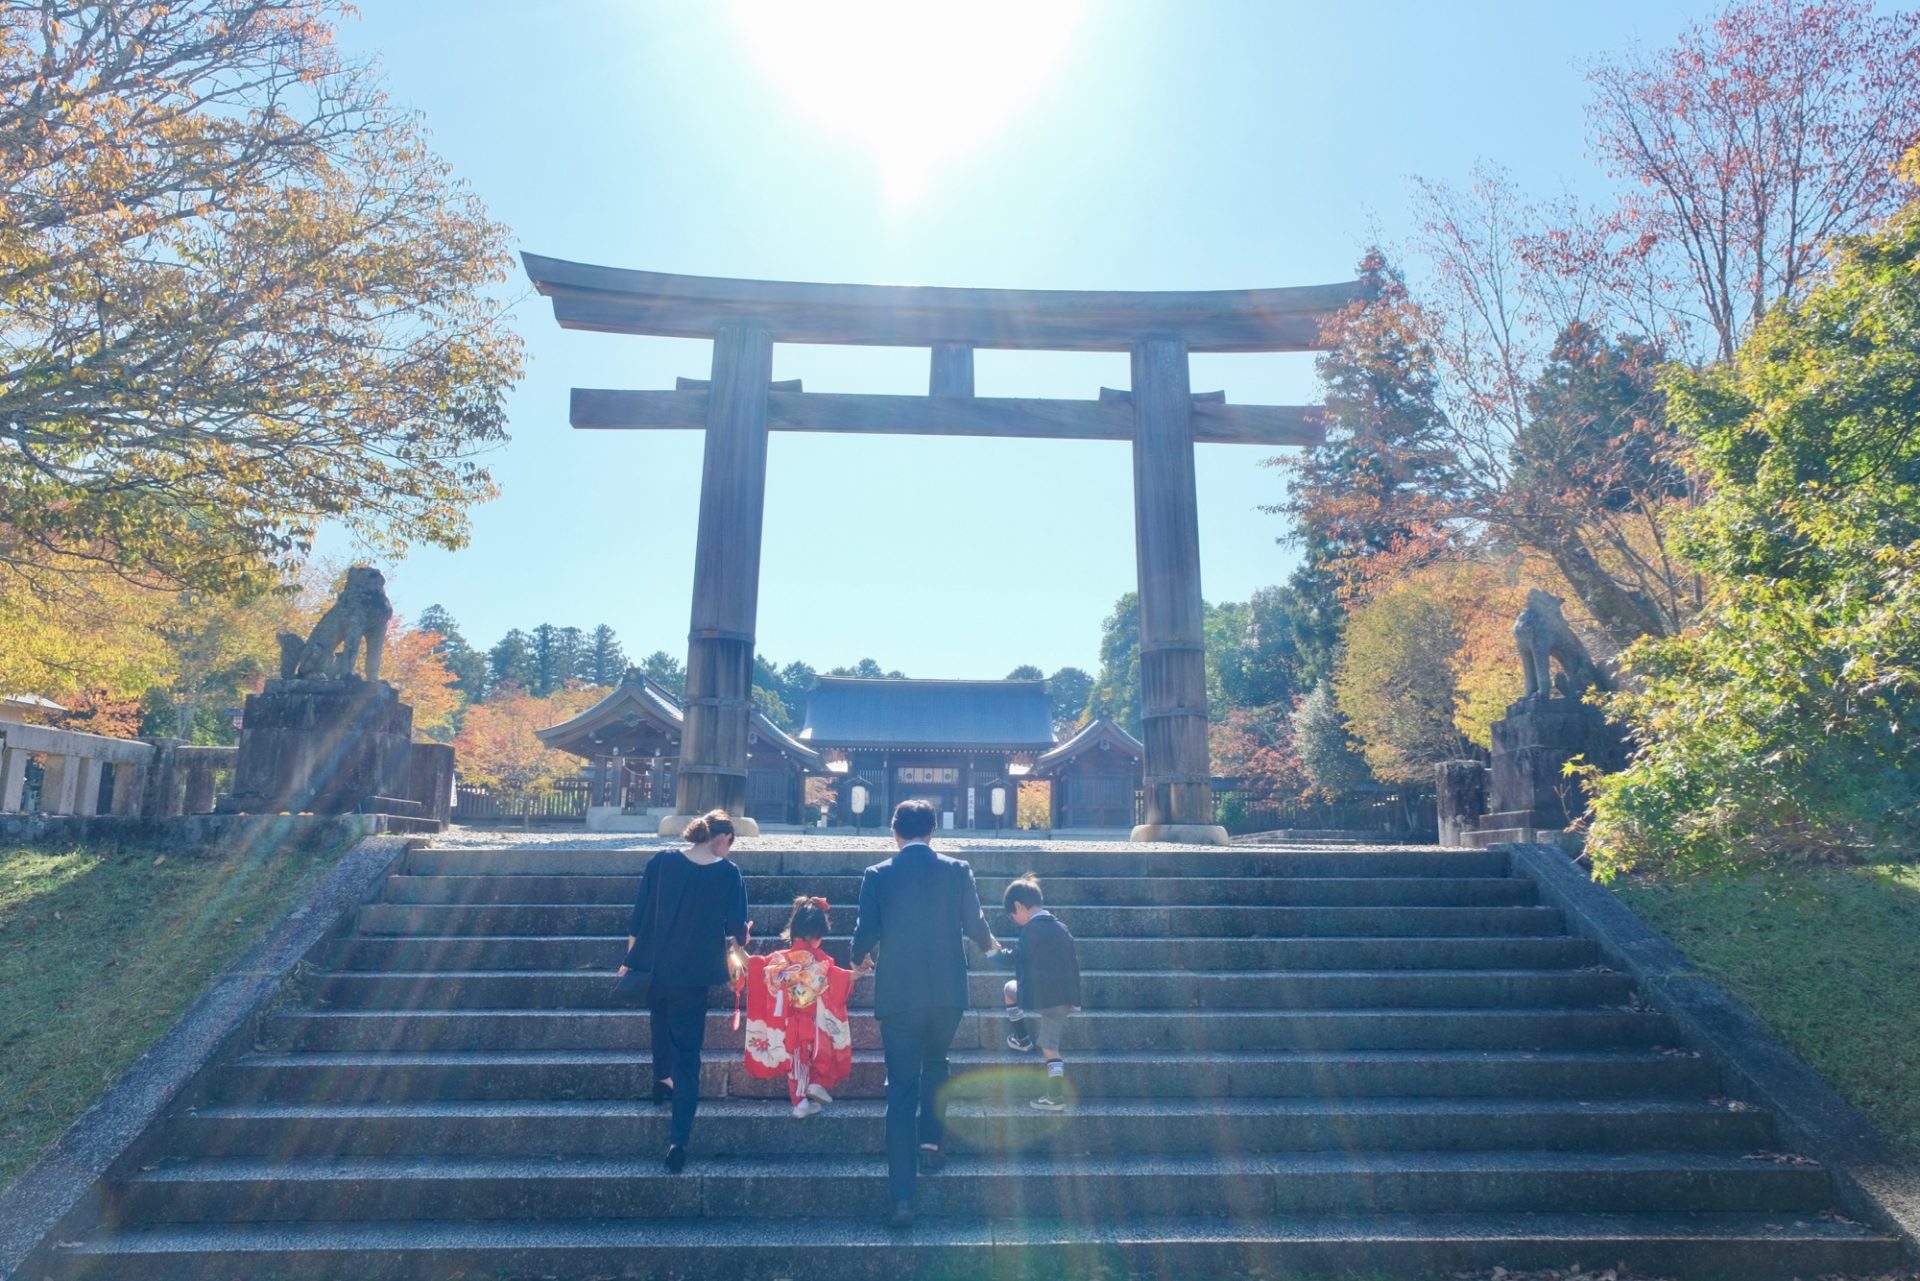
left=1003, top=875, right=1044, bottom=914
left=891, top=798, right=936, bottom=841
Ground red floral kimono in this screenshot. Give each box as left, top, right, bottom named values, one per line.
left=741, top=942, right=854, bottom=1104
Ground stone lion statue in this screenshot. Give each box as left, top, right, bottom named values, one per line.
left=278, top=567, right=394, bottom=682
left=1513, top=588, right=1611, bottom=699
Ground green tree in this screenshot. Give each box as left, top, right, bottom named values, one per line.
left=418, top=604, right=488, bottom=697
left=638, top=650, right=686, bottom=700
left=1589, top=158, right=1920, bottom=876
left=0, top=0, right=523, bottom=601
left=1005, top=664, right=1045, bottom=681
left=829, top=658, right=905, bottom=679
left=1087, top=593, right=1143, bottom=736
left=488, top=629, right=536, bottom=693
left=1291, top=683, right=1374, bottom=798
left=1044, top=666, right=1095, bottom=736
left=587, top=625, right=627, bottom=687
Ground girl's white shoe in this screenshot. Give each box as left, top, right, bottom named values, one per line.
left=806, top=1083, right=833, bottom=1104
left=791, top=1099, right=824, bottom=1119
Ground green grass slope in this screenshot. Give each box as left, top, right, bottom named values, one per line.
left=0, top=832, right=347, bottom=1187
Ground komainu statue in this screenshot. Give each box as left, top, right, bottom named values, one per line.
left=278, top=567, right=394, bottom=682
left=1513, top=588, right=1611, bottom=699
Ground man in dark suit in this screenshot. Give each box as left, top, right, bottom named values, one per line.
left=850, top=798, right=1001, bottom=1228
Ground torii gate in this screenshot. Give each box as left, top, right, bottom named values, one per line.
left=524, top=255, right=1365, bottom=843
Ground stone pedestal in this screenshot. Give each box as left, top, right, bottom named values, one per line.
left=221, top=678, right=413, bottom=815
left=1435, top=759, right=1490, bottom=848
left=1478, top=695, right=1627, bottom=837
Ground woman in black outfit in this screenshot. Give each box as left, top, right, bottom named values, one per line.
left=620, top=808, right=749, bottom=1171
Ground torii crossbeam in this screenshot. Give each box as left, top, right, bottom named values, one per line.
left=524, top=255, right=1367, bottom=843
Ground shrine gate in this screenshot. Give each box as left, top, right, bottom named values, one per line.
left=523, top=256, right=1365, bottom=842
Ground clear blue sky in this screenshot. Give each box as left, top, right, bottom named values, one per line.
left=326, top=0, right=1721, bottom=679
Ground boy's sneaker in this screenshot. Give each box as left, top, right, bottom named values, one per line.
left=1007, top=1033, right=1035, bottom=1053
left=791, top=1099, right=823, bottom=1119
left=1029, top=1095, right=1069, bottom=1113
left=805, top=1083, right=833, bottom=1104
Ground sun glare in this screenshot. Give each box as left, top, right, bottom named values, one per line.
left=730, top=0, right=1088, bottom=207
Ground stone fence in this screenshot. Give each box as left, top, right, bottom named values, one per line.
left=0, top=726, right=235, bottom=819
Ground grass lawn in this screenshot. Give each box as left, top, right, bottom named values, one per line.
left=0, top=831, right=348, bottom=1189
left=1614, top=860, right=1920, bottom=1158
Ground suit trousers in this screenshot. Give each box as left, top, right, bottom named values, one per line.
left=878, top=1004, right=965, bottom=1204
left=649, top=984, right=710, bottom=1145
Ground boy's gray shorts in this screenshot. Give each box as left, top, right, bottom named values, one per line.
left=1005, top=979, right=1074, bottom=1051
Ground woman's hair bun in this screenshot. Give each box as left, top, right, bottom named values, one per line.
left=683, top=809, right=736, bottom=845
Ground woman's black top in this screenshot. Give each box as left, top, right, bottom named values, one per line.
left=625, top=849, right=748, bottom=988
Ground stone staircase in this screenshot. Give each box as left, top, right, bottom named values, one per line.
left=44, top=843, right=1903, bottom=1279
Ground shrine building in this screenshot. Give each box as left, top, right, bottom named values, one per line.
left=800, top=677, right=1057, bottom=830
left=536, top=672, right=820, bottom=829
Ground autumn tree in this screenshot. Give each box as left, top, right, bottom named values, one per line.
left=0, top=0, right=523, bottom=605
left=1590, top=158, right=1920, bottom=875
left=1272, top=251, right=1460, bottom=596
left=454, top=685, right=600, bottom=811
left=1333, top=578, right=1473, bottom=784
left=1582, top=0, right=1920, bottom=362
left=381, top=620, right=461, bottom=741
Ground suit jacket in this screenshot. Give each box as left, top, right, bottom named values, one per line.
left=850, top=843, right=995, bottom=1018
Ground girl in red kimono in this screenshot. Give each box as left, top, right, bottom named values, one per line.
left=741, top=896, right=855, bottom=1118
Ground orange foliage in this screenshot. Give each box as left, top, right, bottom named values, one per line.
left=382, top=620, right=462, bottom=741
left=453, top=685, right=605, bottom=802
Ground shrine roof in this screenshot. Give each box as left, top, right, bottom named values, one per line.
left=1033, top=717, right=1146, bottom=774
left=538, top=674, right=820, bottom=768
left=523, top=255, right=1369, bottom=353
left=799, top=678, right=1057, bottom=750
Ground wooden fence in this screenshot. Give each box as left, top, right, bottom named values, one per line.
left=453, top=778, right=592, bottom=823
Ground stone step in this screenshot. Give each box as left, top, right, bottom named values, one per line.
left=164, top=1097, right=1776, bottom=1161
left=47, top=1211, right=1903, bottom=1281
left=208, top=1049, right=1722, bottom=1105
left=270, top=1005, right=1676, bottom=1055
left=378, top=873, right=1540, bottom=909
left=357, top=902, right=1568, bottom=939
left=310, top=968, right=1634, bottom=1013
left=328, top=933, right=1600, bottom=973
left=108, top=1151, right=1839, bottom=1226
left=402, top=846, right=1511, bottom=880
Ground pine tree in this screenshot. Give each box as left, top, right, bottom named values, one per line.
left=488, top=629, right=536, bottom=692
left=588, top=625, right=627, bottom=686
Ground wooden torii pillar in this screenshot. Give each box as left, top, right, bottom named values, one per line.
left=525, top=257, right=1366, bottom=842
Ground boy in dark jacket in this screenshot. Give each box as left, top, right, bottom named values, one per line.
left=1000, top=874, right=1081, bottom=1112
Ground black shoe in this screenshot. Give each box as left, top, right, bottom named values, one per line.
left=917, top=1145, right=946, bottom=1174
left=650, top=1081, right=672, bottom=1106
left=664, top=1143, right=686, bottom=1173
left=1007, top=1033, right=1035, bottom=1053
left=888, top=1200, right=916, bottom=1229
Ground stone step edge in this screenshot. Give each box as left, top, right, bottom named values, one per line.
left=55, top=1210, right=1898, bottom=1253
left=119, top=1149, right=1833, bottom=1184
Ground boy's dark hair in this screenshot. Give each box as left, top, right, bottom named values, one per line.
left=891, top=798, right=936, bottom=841
left=783, top=895, right=830, bottom=942
left=1003, top=874, right=1044, bottom=914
